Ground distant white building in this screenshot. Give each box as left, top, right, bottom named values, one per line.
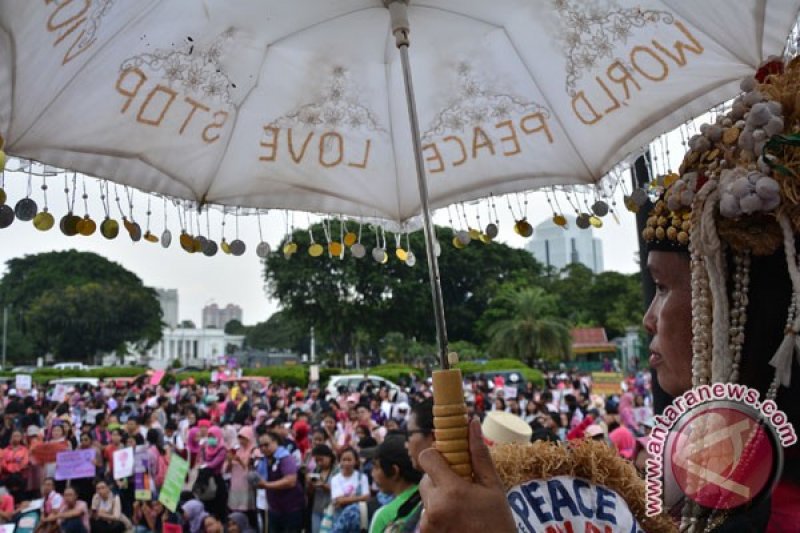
left=202, top=303, right=243, bottom=329
left=156, top=289, right=179, bottom=328
left=145, top=327, right=246, bottom=369
left=525, top=218, right=604, bottom=273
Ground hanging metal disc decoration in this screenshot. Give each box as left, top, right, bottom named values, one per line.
left=60, top=213, right=79, bottom=236
left=100, top=217, right=119, bottom=239
left=256, top=241, right=271, bottom=258
left=14, top=197, right=38, bottom=221
left=230, top=239, right=246, bottom=256
left=0, top=205, right=14, bottom=228
left=203, top=239, right=219, bottom=257
left=592, top=200, right=609, bottom=217
left=33, top=210, right=54, bottom=231
left=350, top=242, right=366, bottom=258
left=255, top=210, right=270, bottom=258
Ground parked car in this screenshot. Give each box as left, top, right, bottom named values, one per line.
left=11, top=366, right=37, bottom=374
left=53, top=362, right=89, bottom=371
left=325, top=374, right=402, bottom=399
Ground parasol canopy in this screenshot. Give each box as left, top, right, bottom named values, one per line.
left=2, top=0, right=800, bottom=225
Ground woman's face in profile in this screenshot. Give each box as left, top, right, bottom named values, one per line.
left=643, top=251, right=694, bottom=397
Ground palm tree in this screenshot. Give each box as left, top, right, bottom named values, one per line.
left=486, top=287, right=572, bottom=366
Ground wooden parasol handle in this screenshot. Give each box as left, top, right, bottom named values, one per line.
left=432, top=367, right=472, bottom=479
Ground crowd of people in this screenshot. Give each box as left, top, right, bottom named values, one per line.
left=0, top=368, right=651, bottom=532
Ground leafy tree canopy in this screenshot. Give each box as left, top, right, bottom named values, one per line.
left=0, top=250, right=162, bottom=363
left=264, top=223, right=543, bottom=355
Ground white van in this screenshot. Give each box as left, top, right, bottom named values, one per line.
left=325, top=374, right=402, bottom=399
left=53, top=362, right=89, bottom=371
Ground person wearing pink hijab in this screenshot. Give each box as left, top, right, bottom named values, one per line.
left=201, top=426, right=226, bottom=475
left=226, top=426, right=256, bottom=526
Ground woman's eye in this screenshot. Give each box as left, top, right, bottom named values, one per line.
left=655, top=283, right=667, bottom=294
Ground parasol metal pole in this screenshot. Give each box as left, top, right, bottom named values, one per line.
left=387, top=0, right=472, bottom=481
left=387, top=0, right=448, bottom=370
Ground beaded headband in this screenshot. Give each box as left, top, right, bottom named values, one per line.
left=643, top=56, right=800, bottom=389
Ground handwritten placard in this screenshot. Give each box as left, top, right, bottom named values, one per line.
left=50, top=384, right=68, bottom=402
left=113, top=447, right=134, bottom=479
left=15, top=374, right=31, bottom=391
left=158, top=455, right=189, bottom=512
left=55, top=449, right=96, bottom=481
left=134, top=445, right=151, bottom=501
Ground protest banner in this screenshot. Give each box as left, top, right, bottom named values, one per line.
left=55, top=449, right=96, bottom=481
left=113, top=447, right=134, bottom=479
left=15, top=374, right=31, bottom=391
left=591, top=372, right=624, bottom=396
left=31, top=441, right=70, bottom=465
left=158, top=455, right=189, bottom=512
left=134, top=445, right=152, bottom=500
left=310, top=365, right=320, bottom=383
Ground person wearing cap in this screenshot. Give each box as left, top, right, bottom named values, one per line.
left=366, top=435, right=423, bottom=533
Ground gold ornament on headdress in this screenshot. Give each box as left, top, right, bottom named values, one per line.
left=643, top=56, right=800, bottom=256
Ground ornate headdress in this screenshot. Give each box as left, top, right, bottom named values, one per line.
left=644, top=55, right=800, bottom=389
left=643, top=56, right=800, bottom=529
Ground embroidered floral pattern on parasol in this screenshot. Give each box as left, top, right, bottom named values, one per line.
left=119, top=28, right=238, bottom=105
left=269, top=66, right=385, bottom=134
left=422, top=62, right=549, bottom=143
left=553, top=0, right=675, bottom=95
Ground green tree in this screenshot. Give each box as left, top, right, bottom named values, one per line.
left=0, top=251, right=162, bottom=363
left=381, top=332, right=409, bottom=364
left=245, top=310, right=308, bottom=353
left=485, top=287, right=571, bottom=366
left=264, top=222, right=543, bottom=355
left=448, top=340, right=483, bottom=361
left=224, top=319, right=246, bottom=335
left=544, top=264, right=644, bottom=339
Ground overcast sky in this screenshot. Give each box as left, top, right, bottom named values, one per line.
left=0, top=167, right=642, bottom=327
